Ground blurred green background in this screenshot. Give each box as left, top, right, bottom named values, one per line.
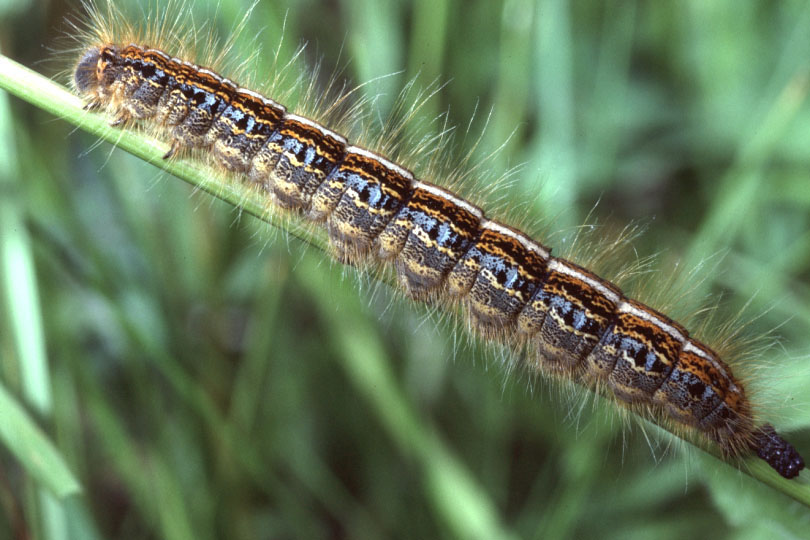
left=1, top=0, right=810, bottom=538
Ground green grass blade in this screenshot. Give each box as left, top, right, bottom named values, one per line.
left=0, top=381, right=81, bottom=498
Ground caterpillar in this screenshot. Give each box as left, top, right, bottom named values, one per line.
left=63, top=0, right=806, bottom=483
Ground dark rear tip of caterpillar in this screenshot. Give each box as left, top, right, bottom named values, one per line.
left=74, top=47, right=102, bottom=93
left=752, top=424, right=805, bottom=479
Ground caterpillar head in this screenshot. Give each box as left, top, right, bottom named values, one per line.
left=73, top=44, right=119, bottom=99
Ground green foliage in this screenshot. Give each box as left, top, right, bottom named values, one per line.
left=1, top=0, right=809, bottom=538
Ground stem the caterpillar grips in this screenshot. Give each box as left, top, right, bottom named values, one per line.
left=72, top=35, right=805, bottom=479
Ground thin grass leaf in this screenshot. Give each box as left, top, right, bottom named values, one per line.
left=0, top=381, right=81, bottom=499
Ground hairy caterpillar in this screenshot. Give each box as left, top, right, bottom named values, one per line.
left=64, top=0, right=806, bottom=481
left=1, top=1, right=809, bottom=534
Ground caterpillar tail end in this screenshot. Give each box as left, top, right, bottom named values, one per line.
left=752, top=424, right=805, bottom=479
